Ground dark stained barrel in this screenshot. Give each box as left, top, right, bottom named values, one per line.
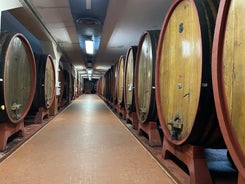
left=30, top=54, right=55, bottom=113
left=105, top=68, right=112, bottom=102
left=117, top=56, right=125, bottom=107
left=100, top=76, right=105, bottom=96
left=110, top=64, right=117, bottom=104
left=58, top=64, right=64, bottom=108
left=135, top=30, right=159, bottom=123
left=124, top=46, right=137, bottom=114
left=97, top=76, right=104, bottom=97
left=212, top=0, right=245, bottom=177
left=155, top=0, right=224, bottom=147
left=63, top=70, right=74, bottom=104
left=0, top=33, right=36, bottom=124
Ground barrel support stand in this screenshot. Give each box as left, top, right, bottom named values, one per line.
left=162, top=139, right=212, bottom=184
left=126, top=112, right=138, bottom=130
left=34, top=107, right=49, bottom=124
left=0, top=120, right=24, bottom=151
left=116, top=104, right=126, bottom=120
left=112, top=101, right=117, bottom=113
left=238, top=174, right=245, bottom=184
left=138, top=121, right=162, bottom=147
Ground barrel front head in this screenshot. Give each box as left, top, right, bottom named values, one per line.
left=135, top=30, right=159, bottom=123
left=0, top=33, right=36, bottom=123
left=124, top=46, right=137, bottom=114
left=117, top=55, right=125, bottom=107
left=155, top=0, right=223, bottom=147
left=212, top=0, right=245, bottom=177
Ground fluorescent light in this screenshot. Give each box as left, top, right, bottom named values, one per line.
left=86, top=0, right=91, bottom=9
left=85, top=40, right=94, bottom=54
left=86, top=68, right=93, bottom=75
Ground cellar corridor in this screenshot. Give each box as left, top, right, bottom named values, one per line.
left=0, top=95, right=174, bottom=184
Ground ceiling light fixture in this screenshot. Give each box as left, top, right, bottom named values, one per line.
left=85, top=40, right=94, bottom=54
left=86, top=0, right=91, bottom=9
left=86, top=68, right=93, bottom=75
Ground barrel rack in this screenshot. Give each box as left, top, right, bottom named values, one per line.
left=138, top=121, right=162, bottom=147
left=125, top=112, right=138, bottom=130
left=162, top=139, right=212, bottom=184
left=34, top=107, right=50, bottom=124
left=115, top=104, right=126, bottom=120
left=0, top=121, right=24, bottom=151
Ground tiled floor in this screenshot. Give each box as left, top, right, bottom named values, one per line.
left=0, top=95, right=175, bottom=184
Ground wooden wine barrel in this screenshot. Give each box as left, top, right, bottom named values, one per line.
left=135, top=30, right=159, bottom=123
left=155, top=0, right=224, bottom=147
left=30, top=54, right=55, bottom=113
left=212, top=0, right=245, bottom=177
left=101, top=75, right=105, bottom=96
left=110, top=64, right=117, bottom=104
left=124, top=46, right=137, bottom=114
left=117, top=56, right=125, bottom=107
left=0, top=33, right=36, bottom=124
left=105, top=68, right=112, bottom=102
left=58, top=64, right=64, bottom=108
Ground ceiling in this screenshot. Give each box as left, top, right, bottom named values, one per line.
left=8, top=0, right=172, bottom=79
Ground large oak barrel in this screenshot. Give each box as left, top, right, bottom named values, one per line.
left=212, top=0, right=245, bottom=177
left=0, top=33, right=36, bottom=124
left=30, top=54, right=55, bottom=113
left=104, top=69, right=111, bottom=101
left=112, top=63, right=118, bottom=105
left=155, top=0, right=224, bottom=147
left=124, top=46, right=137, bottom=114
left=58, top=64, right=65, bottom=108
left=117, top=56, right=125, bottom=107
left=110, top=64, right=117, bottom=104
left=135, top=30, right=159, bottom=123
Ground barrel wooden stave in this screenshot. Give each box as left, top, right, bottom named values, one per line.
left=212, top=0, right=245, bottom=177
left=155, top=0, right=224, bottom=147
left=135, top=30, right=159, bottom=123
left=0, top=33, right=36, bottom=123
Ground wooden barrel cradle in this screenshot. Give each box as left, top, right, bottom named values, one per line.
left=30, top=54, right=56, bottom=114
left=155, top=0, right=224, bottom=147
left=124, top=46, right=137, bottom=114
left=117, top=56, right=125, bottom=107
left=0, top=33, right=36, bottom=124
left=135, top=30, right=159, bottom=123
left=212, top=0, right=245, bottom=179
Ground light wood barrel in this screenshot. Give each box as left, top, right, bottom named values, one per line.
left=30, top=54, right=56, bottom=113
left=0, top=33, right=36, bottom=124
left=117, top=56, right=125, bottom=107
left=212, top=0, right=245, bottom=177
left=135, top=30, right=159, bottom=123
left=124, top=46, right=138, bottom=114
left=155, top=0, right=224, bottom=147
